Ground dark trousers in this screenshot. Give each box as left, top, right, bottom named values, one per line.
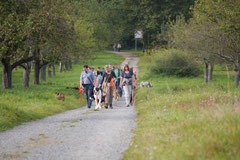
left=115, top=80, right=122, bottom=97
left=84, top=84, right=93, bottom=106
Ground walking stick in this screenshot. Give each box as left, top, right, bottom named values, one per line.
left=104, top=78, right=115, bottom=106
left=133, top=86, right=137, bottom=105
left=79, top=82, right=82, bottom=103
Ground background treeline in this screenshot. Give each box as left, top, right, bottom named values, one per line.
left=0, top=0, right=128, bottom=89
left=118, top=0, right=240, bottom=87
left=1, top=0, right=240, bottom=88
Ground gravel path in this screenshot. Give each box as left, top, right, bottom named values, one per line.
left=0, top=52, right=139, bottom=160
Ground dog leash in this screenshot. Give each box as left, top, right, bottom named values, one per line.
left=78, top=81, right=83, bottom=103
left=104, top=78, right=115, bottom=106
left=133, top=85, right=137, bottom=105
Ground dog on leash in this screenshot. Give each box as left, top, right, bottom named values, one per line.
left=113, top=88, right=119, bottom=100
left=93, top=87, right=103, bottom=110
left=55, top=93, right=65, bottom=101
left=140, top=81, right=153, bottom=88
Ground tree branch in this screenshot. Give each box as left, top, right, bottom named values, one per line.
left=214, top=53, right=235, bottom=63
left=40, top=61, right=49, bottom=69
left=19, top=64, right=27, bottom=70
left=11, top=56, right=35, bottom=70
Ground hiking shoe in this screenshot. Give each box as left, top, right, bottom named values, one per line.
left=88, top=105, right=91, bottom=108
left=110, top=104, right=113, bottom=109
left=105, top=103, right=108, bottom=109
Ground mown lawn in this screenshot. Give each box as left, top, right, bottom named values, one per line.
left=124, top=54, right=240, bottom=160
left=0, top=52, right=124, bottom=132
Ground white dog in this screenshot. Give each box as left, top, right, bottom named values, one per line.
left=93, top=87, right=103, bottom=110
left=140, top=81, right=153, bottom=88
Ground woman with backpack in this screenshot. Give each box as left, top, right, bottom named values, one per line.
left=101, top=65, right=116, bottom=109
left=120, top=64, right=136, bottom=107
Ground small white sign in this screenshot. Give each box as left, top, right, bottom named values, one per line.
left=135, top=30, right=143, bottom=39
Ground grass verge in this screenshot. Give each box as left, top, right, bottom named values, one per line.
left=0, top=52, right=124, bottom=132
left=124, top=53, right=240, bottom=160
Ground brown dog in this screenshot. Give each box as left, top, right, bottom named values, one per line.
left=113, top=88, right=119, bottom=100
left=55, top=93, right=65, bottom=101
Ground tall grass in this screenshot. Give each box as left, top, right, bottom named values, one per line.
left=0, top=52, right=124, bottom=132
left=124, top=53, right=240, bottom=159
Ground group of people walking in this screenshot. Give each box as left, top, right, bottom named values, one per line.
left=113, top=43, right=122, bottom=52
left=80, top=63, right=137, bottom=109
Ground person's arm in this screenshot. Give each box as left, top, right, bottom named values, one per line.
left=91, top=72, right=96, bottom=85
left=100, top=73, right=105, bottom=85
left=120, top=72, right=124, bottom=88
left=80, top=73, right=83, bottom=88
left=132, top=74, right=136, bottom=87
left=93, top=76, right=96, bottom=86
left=95, top=77, right=99, bottom=88
left=113, top=71, right=116, bottom=78
left=112, top=71, right=116, bottom=82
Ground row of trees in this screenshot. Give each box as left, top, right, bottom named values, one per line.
left=4, top=0, right=238, bottom=87
left=168, top=0, right=240, bottom=86
left=0, top=0, right=128, bottom=89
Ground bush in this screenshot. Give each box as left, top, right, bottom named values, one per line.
left=151, top=50, right=201, bottom=77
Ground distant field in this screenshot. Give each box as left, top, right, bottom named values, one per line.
left=124, top=53, right=240, bottom=159
left=0, top=52, right=124, bottom=132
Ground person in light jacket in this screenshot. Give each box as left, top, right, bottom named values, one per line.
left=120, top=64, right=136, bottom=107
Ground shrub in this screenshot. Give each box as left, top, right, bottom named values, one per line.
left=151, top=50, right=201, bottom=77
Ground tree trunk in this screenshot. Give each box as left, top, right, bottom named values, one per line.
left=234, top=62, right=240, bottom=86
left=65, top=61, right=69, bottom=70
left=204, top=62, right=209, bottom=83
left=59, top=62, right=63, bottom=72
left=48, top=64, right=52, bottom=78
left=74, top=56, right=79, bottom=64
left=31, top=61, right=35, bottom=70
left=34, top=60, right=40, bottom=85
left=208, top=63, right=214, bottom=81
left=142, top=43, right=145, bottom=53
left=69, top=58, right=72, bottom=69
left=1, top=58, right=12, bottom=89
left=23, top=63, right=31, bottom=88
left=52, top=64, right=56, bottom=76
left=41, top=64, right=47, bottom=81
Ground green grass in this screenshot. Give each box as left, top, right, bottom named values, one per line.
left=0, top=52, right=124, bottom=132
left=124, top=54, right=240, bottom=160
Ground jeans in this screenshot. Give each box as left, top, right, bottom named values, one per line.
left=123, top=84, right=132, bottom=105
left=84, top=84, right=93, bottom=106
left=106, top=83, right=113, bottom=105
left=115, top=80, right=122, bottom=97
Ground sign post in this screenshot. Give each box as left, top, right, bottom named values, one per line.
left=134, top=30, right=143, bottom=51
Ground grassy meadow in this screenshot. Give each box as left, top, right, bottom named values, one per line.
left=0, top=52, right=124, bottom=132
left=124, top=51, right=240, bottom=159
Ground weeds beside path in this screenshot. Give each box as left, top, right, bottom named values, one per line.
left=124, top=54, right=240, bottom=160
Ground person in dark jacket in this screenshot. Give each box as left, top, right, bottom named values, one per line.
left=101, top=65, right=116, bottom=109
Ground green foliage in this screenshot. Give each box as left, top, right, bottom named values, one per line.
left=123, top=0, right=195, bottom=48
left=151, top=50, right=201, bottom=77
left=124, top=54, right=240, bottom=160
left=167, top=0, right=240, bottom=85
left=193, top=0, right=240, bottom=40
left=0, top=52, right=124, bottom=132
